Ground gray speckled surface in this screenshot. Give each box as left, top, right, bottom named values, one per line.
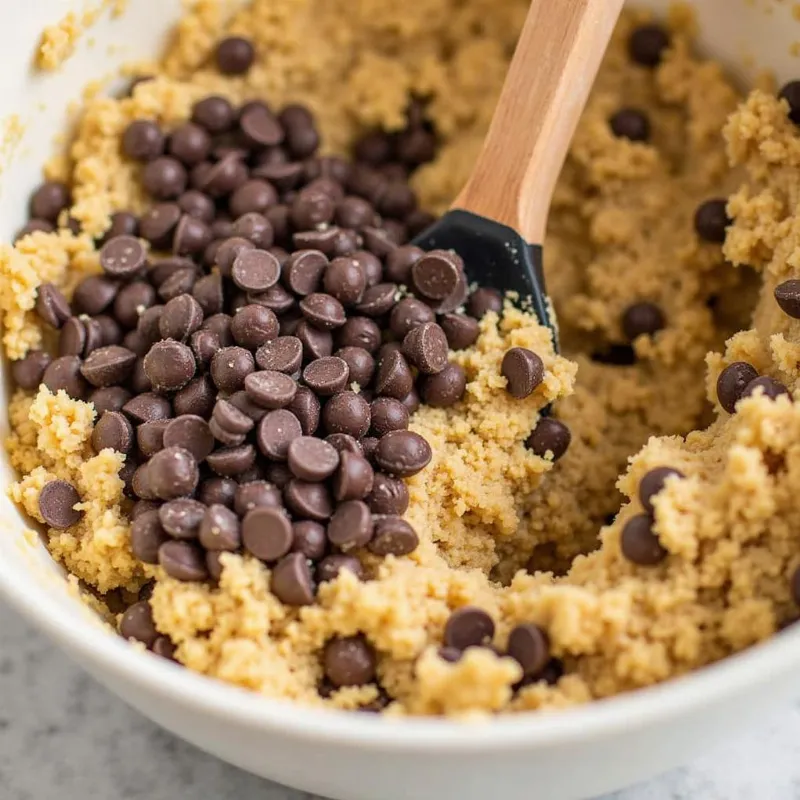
left=2, top=599, right=800, bottom=800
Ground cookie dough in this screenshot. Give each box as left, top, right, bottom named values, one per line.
left=5, top=1, right=800, bottom=717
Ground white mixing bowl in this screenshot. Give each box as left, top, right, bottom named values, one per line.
left=2, top=2, right=800, bottom=798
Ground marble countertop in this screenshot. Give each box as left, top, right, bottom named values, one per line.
left=2, top=599, right=800, bottom=800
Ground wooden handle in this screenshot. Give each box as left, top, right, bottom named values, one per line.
left=453, top=0, right=624, bottom=243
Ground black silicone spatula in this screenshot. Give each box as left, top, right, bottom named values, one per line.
left=412, top=0, right=624, bottom=344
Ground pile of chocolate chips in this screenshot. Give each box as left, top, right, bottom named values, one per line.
left=14, top=35, right=579, bottom=690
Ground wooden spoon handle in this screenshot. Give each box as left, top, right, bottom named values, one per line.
left=453, top=0, right=624, bottom=243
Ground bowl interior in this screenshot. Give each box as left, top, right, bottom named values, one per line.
left=2, top=0, right=800, bottom=748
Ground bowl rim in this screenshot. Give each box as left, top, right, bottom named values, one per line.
left=2, top=547, right=800, bottom=751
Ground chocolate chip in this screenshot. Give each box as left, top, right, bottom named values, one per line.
left=438, top=646, right=462, bottom=664
left=285, top=121, right=319, bottom=160
left=629, top=23, right=670, bottom=67
left=389, top=297, right=435, bottom=339
left=327, top=500, right=373, bottom=550
left=284, top=249, right=327, bottom=296
left=443, top=607, right=495, bottom=651
left=189, top=326, right=224, bottom=367
left=173, top=375, right=215, bottom=418
left=210, top=346, right=254, bottom=393
left=43, top=355, right=89, bottom=399
left=229, top=180, right=279, bottom=219
left=271, top=551, right=315, bottom=605
left=200, top=313, right=233, bottom=347
left=289, top=520, right=326, bottom=560
left=130, top=510, right=168, bottom=563
left=144, top=340, right=196, bottom=393
left=59, top=317, right=87, bottom=357
left=147, top=447, right=199, bottom=500
left=192, top=95, right=235, bottom=134
left=92, top=410, right=134, bottom=455
left=716, top=362, right=759, bottom=413
left=122, top=120, right=165, bottom=162
left=774, top=279, right=800, bottom=319
left=507, top=623, right=549, bottom=678
left=113, top=282, right=156, bottom=329
left=317, top=554, right=363, bottom=583
left=336, top=347, right=375, bottom=389
left=780, top=82, right=800, bottom=125
left=249, top=283, right=296, bottom=314
left=152, top=636, right=177, bottom=660
left=375, top=430, right=431, bottom=477
left=639, top=467, right=684, bottom=516
left=119, top=601, right=159, bottom=647
left=172, top=214, right=212, bottom=256
left=402, top=322, right=448, bottom=375
left=419, top=363, right=467, bottom=408
left=158, top=498, right=206, bottom=540
left=123, top=392, right=172, bottom=423
left=355, top=283, right=396, bottom=318
left=197, top=477, right=237, bottom=508
left=286, top=436, right=340, bottom=482
left=322, top=256, right=366, bottom=307
left=299, top=293, right=346, bottom=330
left=212, top=398, right=254, bottom=439
left=323, top=636, right=376, bottom=687
left=102, top=211, right=140, bottom=243
left=169, top=122, right=212, bottom=166
left=525, top=417, right=571, bottom=461
left=240, top=506, right=292, bottom=562
left=500, top=347, right=545, bottom=399
left=139, top=203, right=181, bottom=248
left=206, top=444, right=256, bottom=477
left=694, top=199, right=730, bottom=243
left=330, top=450, right=374, bottom=502
left=336, top=196, right=374, bottom=229
left=35, top=283, right=71, bottom=328
left=29, top=181, right=70, bottom=222
left=609, top=109, right=650, bottom=142
left=295, top=320, right=332, bottom=360
left=158, top=294, right=204, bottom=342
left=620, top=514, right=667, bottom=566
left=257, top=408, right=302, bottom=460
left=742, top=375, right=790, bottom=402
left=73, top=276, right=120, bottom=316
left=83, top=319, right=105, bottom=358
left=78, top=345, right=136, bottom=388
left=12, top=350, right=51, bottom=390
left=135, top=418, right=167, bottom=457
left=233, top=480, right=281, bottom=516
left=368, top=515, right=418, bottom=556
left=322, top=391, right=371, bottom=438
left=366, top=473, right=408, bottom=515
left=158, top=540, right=209, bottom=582
left=232, top=212, right=274, bottom=249
left=302, top=356, right=349, bottom=395
left=214, top=35, right=255, bottom=74
left=466, top=287, right=502, bottom=320
left=38, top=480, right=82, bottom=529
left=143, top=156, right=188, bottom=200
left=622, top=302, right=665, bottom=340
left=195, top=504, right=241, bottom=552
left=369, top=398, right=409, bottom=437
left=374, top=350, right=413, bottom=400
left=284, top=479, right=333, bottom=521
left=244, top=369, right=297, bottom=409
left=90, top=387, right=133, bottom=417
left=282, top=386, right=319, bottom=435
left=410, top=250, right=461, bottom=301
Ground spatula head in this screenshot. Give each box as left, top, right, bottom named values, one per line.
left=411, top=209, right=556, bottom=347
